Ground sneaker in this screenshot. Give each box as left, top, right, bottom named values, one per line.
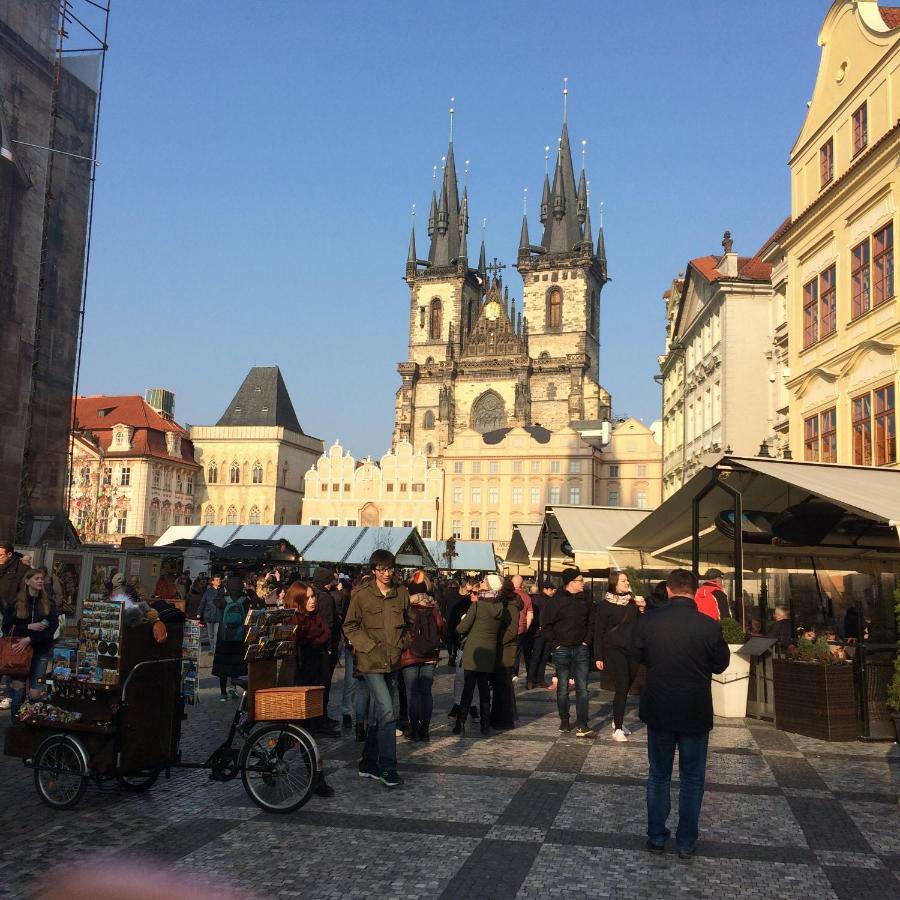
left=677, top=850, right=696, bottom=861
left=512, top=675, right=519, bottom=683
left=219, top=695, right=228, bottom=702
left=378, top=770, right=403, bottom=788
left=395, top=728, right=405, bottom=737
left=612, top=728, right=629, bottom=742
left=559, top=718, right=571, bottom=733
left=645, top=839, right=666, bottom=856
left=357, top=759, right=379, bottom=780
left=614, top=723, right=632, bottom=736
left=575, top=726, right=596, bottom=738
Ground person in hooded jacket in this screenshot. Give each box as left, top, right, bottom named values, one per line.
left=592, top=570, right=641, bottom=742
left=453, top=573, right=504, bottom=735
left=490, top=577, right=523, bottom=730
left=211, top=576, right=249, bottom=701
left=400, top=571, right=445, bottom=741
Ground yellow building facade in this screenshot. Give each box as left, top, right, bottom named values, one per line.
left=784, top=2, right=899, bottom=469
left=597, top=417, right=663, bottom=510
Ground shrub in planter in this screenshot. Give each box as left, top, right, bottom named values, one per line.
left=720, top=617, right=747, bottom=645
left=712, top=618, right=751, bottom=718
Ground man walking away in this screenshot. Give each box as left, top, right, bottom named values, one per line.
left=540, top=568, right=595, bottom=738
left=635, top=568, right=730, bottom=859
left=197, top=574, right=224, bottom=655
left=527, top=579, right=556, bottom=689
left=342, top=550, right=410, bottom=788
left=694, top=569, right=730, bottom=621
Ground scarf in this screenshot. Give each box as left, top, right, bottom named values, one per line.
left=605, top=591, right=633, bottom=607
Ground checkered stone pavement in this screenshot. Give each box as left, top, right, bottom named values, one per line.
left=0, top=659, right=897, bottom=899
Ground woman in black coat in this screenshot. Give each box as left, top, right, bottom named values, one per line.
left=212, top=576, right=249, bottom=701
left=592, top=570, right=640, bottom=742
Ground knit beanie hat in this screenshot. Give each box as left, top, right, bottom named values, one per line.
left=485, top=573, right=503, bottom=591
left=560, top=568, right=582, bottom=588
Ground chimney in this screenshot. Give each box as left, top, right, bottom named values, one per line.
left=718, top=230, right=739, bottom=277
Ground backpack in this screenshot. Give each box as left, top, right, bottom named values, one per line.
left=221, top=595, right=246, bottom=642
left=694, top=583, right=721, bottom=621
left=409, top=605, right=441, bottom=658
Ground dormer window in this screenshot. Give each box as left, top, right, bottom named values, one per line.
left=111, top=424, right=133, bottom=451
left=165, top=432, right=181, bottom=457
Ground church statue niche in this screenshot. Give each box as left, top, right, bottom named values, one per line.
left=514, top=380, right=530, bottom=421
left=423, top=409, right=435, bottom=430
left=472, top=391, right=507, bottom=434
left=438, top=385, right=451, bottom=420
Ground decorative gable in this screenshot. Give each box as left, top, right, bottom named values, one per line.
left=461, top=276, right=526, bottom=359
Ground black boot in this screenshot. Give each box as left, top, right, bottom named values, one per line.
left=480, top=706, right=491, bottom=736
left=419, top=722, right=430, bottom=742
left=470, top=705, right=479, bottom=720
left=448, top=703, right=460, bottom=718
left=452, top=710, right=467, bottom=735
left=407, top=721, right=419, bottom=741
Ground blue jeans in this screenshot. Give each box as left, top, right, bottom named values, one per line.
left=341, top=646, right=356, bottom=718
left=646, top=727, right=709, bottom=854
left=362, top=672, right=398, bottom=773
left=402, top=663, right=435, bottom=725
left=552, top=644, right=590, bottom=727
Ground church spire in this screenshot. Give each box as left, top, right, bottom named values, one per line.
left=477, top=238, right=487, bottom=283
left=407, top=223, right=417, bottom=265
left=428, top=138, right=462, bottom=267
left=576, top=168, right=587, bottom=224
left=519, top=214, right=530, bottom=252
left=540, top=121, right=582, bottom=253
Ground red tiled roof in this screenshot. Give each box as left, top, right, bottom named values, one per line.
left=754, top=216, right=793, bottom=257
left=881, top=6, right=900, bottom=28
left=72, top=395, right=199, bottom=466
left=662, top=289, right=672, bottom=299
left=688, top=254, right=773, bottom=284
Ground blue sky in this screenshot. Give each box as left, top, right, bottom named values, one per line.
left=79, top=0, right=828, bottom=456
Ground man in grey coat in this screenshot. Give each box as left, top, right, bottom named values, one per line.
left=197, top=573, right=224, bottom=654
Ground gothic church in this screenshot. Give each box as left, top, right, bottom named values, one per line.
left=393, top=109, right=612, bottom=457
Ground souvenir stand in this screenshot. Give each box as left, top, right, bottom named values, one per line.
left=4, top=596, right=183, bottom=786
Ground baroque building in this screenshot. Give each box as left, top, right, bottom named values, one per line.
left=190, top=367, right=323, bottom=527
left=67, top=391, right=200, bottom=544
left=597, top=417, right=663, bottom=510
left=394, top=110, right=612, bottom=457
left=782, top=1, right=898, bottom=468
left=302, top=440, right=444, bottom=538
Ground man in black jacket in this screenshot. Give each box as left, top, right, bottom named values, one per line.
left=540, top=568, right=595, bottom=738
left=634, top=568, right=730, bottom=860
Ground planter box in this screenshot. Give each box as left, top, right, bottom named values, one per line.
left=772, top=658, right=856, bottom=742
left=712, top=644, right=751, bottom=718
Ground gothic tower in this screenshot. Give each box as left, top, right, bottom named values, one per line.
left=516, top=118, right=610, bottom=427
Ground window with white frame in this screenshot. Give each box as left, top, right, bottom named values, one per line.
left=511, top=486, right=523, bottom=505
left=530, top=461, right=541, bottom=473
left=549, top=486, right=561, bottom=504
left=489, top=461, right=499, bottom=474
left=471, top=486, right=482, bottom=504
left=607, top=490, right=619, bottom=507
left=569, top=486, right=581, bottom=505
left=453, top=462, right=464, bottom=474
left=452, top=486, right=463, bottom=504
left=487, top=521, right=498, bottom=540
left=115, top=513, right=128, bottom=534
left=309, top=519, right=321, bottom=526
left=608, top=464, right=619, bottom=477
left=488, top=486, right=499, bottom=505
left=512, top=461, right=523, bottom=473
left=530, top=486, right=541, bottom=506
left=328, top=519, right=339, bottom=526
left=471, top=461, right=481, bottom=474
left=451, top=520, right=462, bottom=539
left=470, top=521, right=480, bottom=540
left=568, top=460, right=582, bottom=474
left=635, top=491, right=648, bottom=509
left=346, top=519, right=357, bottom=527
left=420, top=520, right=433, bottom=539
left=383, top=519, right=394, bottom=527
left=549, top=460, right=561, bottom=473
left=120, top=467, right=131, bottom=486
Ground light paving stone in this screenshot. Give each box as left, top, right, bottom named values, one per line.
left=803, top=757, right=900, bottom=795
left=838, top=800, right=900, bottom=855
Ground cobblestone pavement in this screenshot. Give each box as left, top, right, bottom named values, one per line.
left=0, top=658, right=897, bottom=899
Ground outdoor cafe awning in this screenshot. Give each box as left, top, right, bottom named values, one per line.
left=615, top=455, right=900, bottom=573
left=504, top=523, right=542, bottom=566
left=424, top=539, right=498, bottom=573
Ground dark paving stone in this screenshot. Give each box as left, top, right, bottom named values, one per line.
left=438, top=838, right=541, bottom=900
left=748, top=727, right=797, bottom=751
left=496, top=778, right=572, bottom=828
left=492, top=732, right=559, bottom=743
left=767, top=755, right=830, bottom=790
left=126, top=817, right=241, bottom=861
left=537, top=741, right=592, bottom=774
left=708, top=746, right=760, bottom=757
left=882, top=852, right=900, bottom=871
left=259, top=809, right=490, bottom=838
left=823, top=865, right=900, bottom=899
left=833, top=790, right=899, bottom=805
left=402, top=762, right=526, bottom=779
left=786, top=796, right=873, bottom=852
left=575, top=772, right=783, bottom=796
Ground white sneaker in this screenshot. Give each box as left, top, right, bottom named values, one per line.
left=512, top=675, right=519, bottom=683
left=611, top=723, right=632, bottom=736
left=612, top=728, right=629, bottom=742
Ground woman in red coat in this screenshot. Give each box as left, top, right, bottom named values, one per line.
left=292, top=583, right=337, bottom=738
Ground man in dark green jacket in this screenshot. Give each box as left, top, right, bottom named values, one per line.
left=343, top=549, right=410, bottom=788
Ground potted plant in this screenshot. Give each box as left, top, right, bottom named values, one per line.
left=887, top=588, right=900, bottom=743
left=772, top=635, right=855, bottom=742
left=711, top=617, right=751, bottom=718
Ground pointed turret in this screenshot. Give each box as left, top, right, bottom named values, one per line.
left=427, top=192, right=437, bottom=237
left=427, top=141, right=462, bottom=267
left=539, top=174, right=550, bottom=224
left=596, top=218, right=607, bottom=275
left=580, top=205, right=593, bottom=253
left=407, top=224, right=417, bottom=266
left=457, top=187, right=469, bottom=262
left=540, top=123, right=583, bottom=254
left=519, top=214, right=530, bottom=252
left=477, top=240, right=487, bottom=282
left=576, top=170, right=587, bottom=224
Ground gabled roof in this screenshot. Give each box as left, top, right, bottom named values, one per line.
left=216, top=366, right=304, bottom=433
left=688, top=255, right=773, bottom=285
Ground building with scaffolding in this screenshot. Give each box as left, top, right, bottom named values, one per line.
left=0, top=0, right=108, bottom=543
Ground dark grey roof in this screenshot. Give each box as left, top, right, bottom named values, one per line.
left=541, top=123, right=585, bottom=255
left=216, top=366, right=304, bottom=433
left=482, top=424, right=552, bottom=445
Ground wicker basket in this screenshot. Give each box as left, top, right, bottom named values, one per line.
left=253, top=686, right=324, bottom=722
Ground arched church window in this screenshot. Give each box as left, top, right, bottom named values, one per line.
left=423, top=410, right=435, bottom=430
left=252, top=462, right=263, bottom=484
left=547, top=383, right=557, bottom=400
left=226, top=505, right=238, bottom=525
left=539, top=351, right=551, bottom=360
left=547, top=288, right=562, bottom=329
left=425, top=356, right=434, bottom=365
left=248, top=505, right=261, bottom=525
left=472, top=391, right=507, bottom=434
left=230, top=462, right=240, bottom=484
left=429, top=298, right=442, bottom=340
left=207, top=462, right=218, bottom=483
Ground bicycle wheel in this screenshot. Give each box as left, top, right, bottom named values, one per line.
left=239, top=723, right=317, bottom=814
left=117, top=770, right=160, bottom=792
left=33, top=735, right=89, bottom=810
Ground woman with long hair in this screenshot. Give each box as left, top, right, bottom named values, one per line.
left=491, top=576, right=523, bottom=730
left=453, top=573, right=503, bottom=735
left=400, top=571, right=444, bottom=741
left=591, top=570, right=641, bottom=742
left=1, top=567, right=58, bottom=720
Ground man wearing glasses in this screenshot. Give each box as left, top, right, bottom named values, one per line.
left=343, top=549, right=411, bottom=787
left=540, top=568, right=596, bottom=738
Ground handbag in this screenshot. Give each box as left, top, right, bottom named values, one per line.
left=0, top=636, right=33, bottom=677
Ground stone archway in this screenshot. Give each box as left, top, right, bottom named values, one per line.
left=359, top=502, right=380, bottom=526
left=471, top=390, right=507, bottom=434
